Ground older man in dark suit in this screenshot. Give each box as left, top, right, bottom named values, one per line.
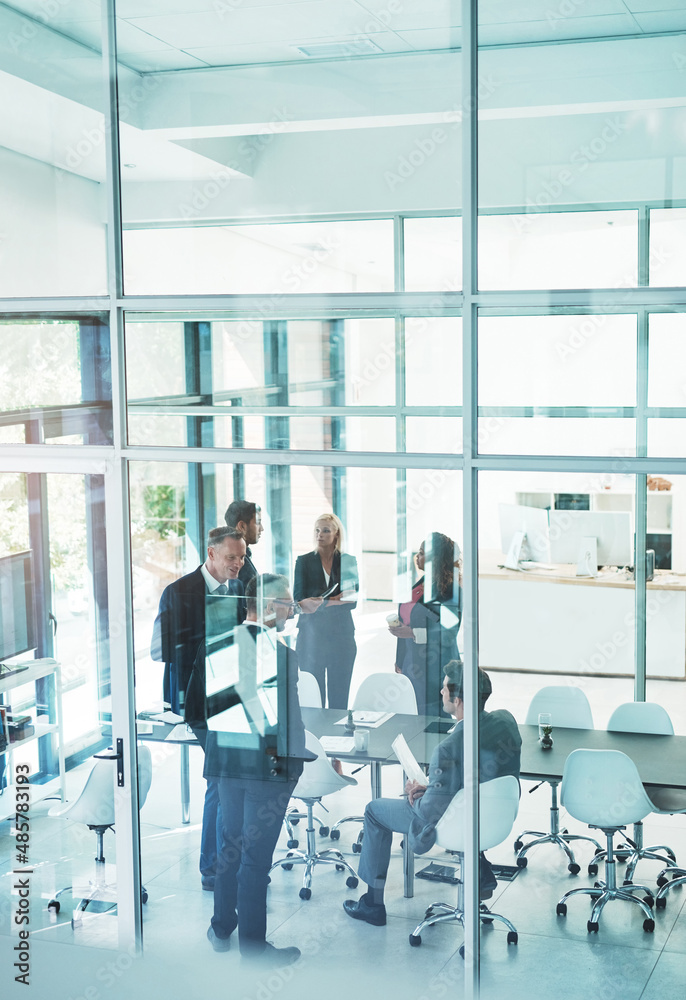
left=151, top=526, right=246, bottom=890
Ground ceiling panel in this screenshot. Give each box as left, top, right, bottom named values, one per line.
left=478, top=0, right=629, bottom=22
left=394, top=27, right=461, bottom=51
left=184, top=30, right=413, bottom=66
left=479, top=13, right=643, bottom=46
left=355, top=0, right=460, bottom=32
left=127, top=0, right=386, bottom=49
left=632, top=10, right=686, bottom=28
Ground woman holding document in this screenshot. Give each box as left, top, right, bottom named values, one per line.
left=293, top=513, right=359, bottom=710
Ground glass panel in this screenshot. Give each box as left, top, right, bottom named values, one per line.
left=125, top=315, right=401, bottom=447
left=0, top=318, right=113, bottom=446
left=647, top=313, right=686, bottom=407
left=115, top=5, right=460, bottom=294
left=477, top=416, right=635, bottom=457
left=0, top=3, right=107, bottom=296
left=132, top=459, right=464, bottom=977
left=479, top=315, right=636, bottom=408
left=0, top=467, right=126, bottom=949
left=403, top=217, right=462, bottom=291
left=645, top=473, right=686, bottom=734
left=405, top=317, right=462, bottom=406
left=648, top=419, right=686, bottom=459
left=479, top=470, right=636, bottom=723
left=478, top=211, right=638, bottom=291
left=124, top=220, right=395, bottom=295
left=649, top=209, right=686, bottom=287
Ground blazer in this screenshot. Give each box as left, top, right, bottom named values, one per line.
left=150, top=567, right=244, bottom=714
left=293, top=550, right=359, bottom=605
left=409, top=708, right=522, bottom=855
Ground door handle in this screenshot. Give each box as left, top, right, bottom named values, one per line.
left=94, top=738, right=125, bottom=787
left=48, top=612, right=57, bottom=636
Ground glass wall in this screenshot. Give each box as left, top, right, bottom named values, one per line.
left=3, top=0, right=686, bottom=995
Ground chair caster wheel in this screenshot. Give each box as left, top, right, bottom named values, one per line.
left=287, top=839, right=299, bottom=849
left=319, top=826, right=329, bottom=838
left=568, top=863, right=580, bottom=875
left=513, top=839, right=523, bottom=852
left=282, top=864, right=293, bottom=871
left=507, top=931, right=518, bottom=945
left=657, top=875, right=668, bottom=888
left=588, top=864, right=598, bottom=877
left=594, top=847, right=604, bottom=856
left=141, top=889, right=148, bottom=904
left=556, top=903, right=567, bottom=916
left=330, top=829, right=340, bottom=841
left=352, top=842, right=362, bottom=854
left=656, top=896, right=667, bottom=909
left=336, top=864, right=344, bottom=872
left=346, top=876, right=358, bottom=888
left=516, top=857, right=527, bottom=869
left=409, top=934, right=421, bottom=947
left=458, top=944, right=465, bottom=960
left=643, top=896, right=654, bottom=908
left=643, top=918, right=655, bottom=933
left=587, top=921, right=599, bottom=933
left=48, top=900, right=60, bottom=915
left=623, top=878, right=633, bottom=886
left=299, top=888, right=312, bottom=900
left=480, top=916, right=494, bottom=925
left=290, top=817, right=300, bottom=825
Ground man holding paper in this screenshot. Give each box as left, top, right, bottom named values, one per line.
left=343, top=660, right=521, bottom=926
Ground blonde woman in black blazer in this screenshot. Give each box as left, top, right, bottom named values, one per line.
left=293, top=513, right=359, bottom=709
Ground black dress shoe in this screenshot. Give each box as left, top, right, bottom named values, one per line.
left=343, top=897, right=387, bottom=926
left=242, top=943, right=301, bottom=967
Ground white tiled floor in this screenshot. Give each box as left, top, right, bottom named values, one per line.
left=2, top=653, right=686, bottom=999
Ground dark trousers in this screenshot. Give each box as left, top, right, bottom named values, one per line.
left=212, top=776, right=296, bottom=954
left=298, top=635, right=357, bottom=709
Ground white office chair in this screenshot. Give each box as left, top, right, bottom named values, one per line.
left=298, top=670, right=323, bottom=708
left=270, top=731, right=360, bottom=900
left=409, top=775, right=520, bottom=957
left=329, top=672, right=418, bottom=850
left=590, top=702, right=678, bottom=882
left=556, top=749, right=656, bottom=934
left=514, top=686, right=601, bottom=873
left=284, top=670, right=326, bottom=846
left=47, top=744, right=153, bottom=926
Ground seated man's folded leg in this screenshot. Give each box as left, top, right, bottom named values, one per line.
left=343, top=796, right=415, bottom=925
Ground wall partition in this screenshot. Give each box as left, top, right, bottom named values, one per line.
left=2, top=0, right=686, bottom=996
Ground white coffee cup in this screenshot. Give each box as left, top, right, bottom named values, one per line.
left=354, top=728, right=370, bottom=752
left=386, top=613, right=401, bottom=628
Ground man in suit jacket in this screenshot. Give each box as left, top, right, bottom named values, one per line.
left=225, top=499, right=263, bottom=589
left=342, top=660, right=522, bottom=926
left=150, top=527, right=246, bottom=890
left=204, top=573, right=306, bottom=967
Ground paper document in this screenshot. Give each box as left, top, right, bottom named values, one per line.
left=334, top=711, right=392, bottom=729
left=150, top=710, right=185, bottom=724
left=165, top=724, right=198, bottom=742
left=391, top=734, right=427, bottom=784
left=319, top=736, right=356, bottom=754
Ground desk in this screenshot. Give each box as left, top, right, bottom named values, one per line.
left=399, top=722, right=686, bottom=896
left=137, top=709, right=429, bottom=826
left=479, top=555, right=686, bottom=679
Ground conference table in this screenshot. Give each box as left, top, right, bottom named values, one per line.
left=137, top=711, right=686, bottom=897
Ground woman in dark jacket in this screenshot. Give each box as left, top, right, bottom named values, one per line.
left=293, top=512, right=359, bottom=709
left=389, top=531, right=462, bottom=716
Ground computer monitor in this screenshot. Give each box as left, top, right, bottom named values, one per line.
left=498, top=503, right=551, bottom=569
left=548, top=510, right=632, bottom=574
left=0, top=551, right=37, bottom=663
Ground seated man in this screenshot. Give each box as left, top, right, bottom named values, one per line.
left=343, top=659, right=522, bottom=926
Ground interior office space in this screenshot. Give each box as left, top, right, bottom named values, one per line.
left=2, top=1, right=686, bottom=997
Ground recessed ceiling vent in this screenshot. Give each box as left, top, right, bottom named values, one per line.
left=296, top=39, right=383, bottom=58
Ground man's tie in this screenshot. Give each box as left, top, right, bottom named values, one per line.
left=215, top=583, right=228, bottom=596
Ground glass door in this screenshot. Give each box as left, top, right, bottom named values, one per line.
left=0, top=458, right=141, bottom=955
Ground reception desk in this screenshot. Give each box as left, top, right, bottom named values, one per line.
left=479, top=555, right=686, bottom=679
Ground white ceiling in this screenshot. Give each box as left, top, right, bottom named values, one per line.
left=3, top=0, right=686, bottom=74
